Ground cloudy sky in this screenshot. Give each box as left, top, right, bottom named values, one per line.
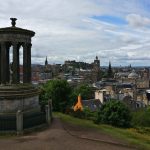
left=1, top=0, right=150, bottom=66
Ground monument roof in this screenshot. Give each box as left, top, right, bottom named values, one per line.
left=0, top=18, right=35, bottom=36
left=0, top=26, right=35, bottom=37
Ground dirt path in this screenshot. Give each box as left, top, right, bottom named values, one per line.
left=0, top=117, right=137, bottom=150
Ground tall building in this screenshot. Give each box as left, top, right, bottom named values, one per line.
left=92, top=56, right=101, bottom=82
left=41, top=57, right=52, bottom=80
left=94, top=56, right=100, bottom=68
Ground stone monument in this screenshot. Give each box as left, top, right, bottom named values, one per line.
left=0, top=18, right=44, bottom=132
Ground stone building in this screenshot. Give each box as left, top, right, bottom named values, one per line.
left=95, top=89, right=111, bottom=104
left=74, top=94, right=101, bottom=112
left=40, top=57, right=52, bottom=80
left=115, top=69, right=149, bottom=89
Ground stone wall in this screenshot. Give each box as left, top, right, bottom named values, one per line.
left=0, top=95, right=40, bottom=113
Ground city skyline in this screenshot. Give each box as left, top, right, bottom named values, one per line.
left=1, top=0, right=150, bottom=66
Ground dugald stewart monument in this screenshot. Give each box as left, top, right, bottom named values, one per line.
left=0, top=18, right=51, bottom=133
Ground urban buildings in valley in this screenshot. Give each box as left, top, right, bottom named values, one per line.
left=30, top=55, right=150, bottom=109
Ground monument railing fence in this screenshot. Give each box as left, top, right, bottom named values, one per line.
left=0, top=100, right=53, bottom=134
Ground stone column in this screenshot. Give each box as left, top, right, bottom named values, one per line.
left=27, top=43, right=32, bottom=83
left=0, top=42, right=7, bottom=84
left=0, top=46, right=1, bottom=84
left=6, top=44, right=10, bottom=83
left=12, top=42, right=20, bottom=84
left=23, top=43, right=28, bottom=83
left=23, top=43, right=31, bottom=83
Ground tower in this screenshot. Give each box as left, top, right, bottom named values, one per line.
left=94, top=56, right=100, bottom=67
left=92, top=56, right=101, bottom=82
left=45, top=56, right=48, bottom=66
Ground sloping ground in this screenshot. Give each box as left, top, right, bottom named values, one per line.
left=57, top=112, right=150, bottom=150
left=62, top=121, right=131, bottom=146
left=0, top=117, right=136, bottom=150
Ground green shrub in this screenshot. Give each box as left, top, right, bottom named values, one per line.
left=68, top=107, right=98, bottom=121
left=95, top=100, right=132, bottom=128
left=70, top=84, right=93, bottom=104
left=39, top=80, right=71, bottom=112
left=132, top=107, right=150, bottom=127
left=83, top=107, right=98, bottom=121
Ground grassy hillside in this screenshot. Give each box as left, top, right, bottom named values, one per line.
left=55, top=112, right=150, bottom=150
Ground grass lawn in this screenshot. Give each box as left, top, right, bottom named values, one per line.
left=55, top=112, right=150, bottom=150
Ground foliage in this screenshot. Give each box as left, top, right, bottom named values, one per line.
left=96, top=100, right=132, bottom=127
left=134, top=127, right=150, bottom=135
left=40, top=81, right=93, bottom=113
left=69, top=109, right=85, bottom=119
left=68, top=107, right=98, bottom=121
left=70, top=84, right=93, bottom=104
left=39, top=79, right=71, bottom=112
left=131, top=107, right=150, bottom=127
left=83, top=107, right=98, bottom=121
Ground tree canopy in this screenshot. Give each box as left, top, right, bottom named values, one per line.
left=96, top=100, right=131, bottom=127
left=70, top=84, right=93, bottom=104
left=39, top=79, right=71, bottom=112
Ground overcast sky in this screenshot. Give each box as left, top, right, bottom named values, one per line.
left=1, top=0, right=150, bottom=66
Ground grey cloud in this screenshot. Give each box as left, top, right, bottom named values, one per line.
left=0, top=0, right=150, bottom=66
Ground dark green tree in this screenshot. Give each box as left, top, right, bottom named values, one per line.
left=96, top=100, right=131, bottom=127
left=70, top=84, right=93, bottom=104
left=39, top=79, right=71, bottom=112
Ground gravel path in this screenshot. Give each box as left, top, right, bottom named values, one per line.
left=0, top=117, right=137, bottom=150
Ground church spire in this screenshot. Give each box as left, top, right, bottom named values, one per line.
left=45, top=56, right=48, bottom=66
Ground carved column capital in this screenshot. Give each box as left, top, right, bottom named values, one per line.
left=22, top=42, right=32, bottom=49
left=12, top=41, right=18, bottom=47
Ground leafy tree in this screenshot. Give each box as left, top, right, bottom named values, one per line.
left=70, top=84, right=93, bottom=104
left=96, top=100, right=131, bottom=127
left=39, top=79, right=71, bottom=112
left=39, top=85, right=50, bottom=111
